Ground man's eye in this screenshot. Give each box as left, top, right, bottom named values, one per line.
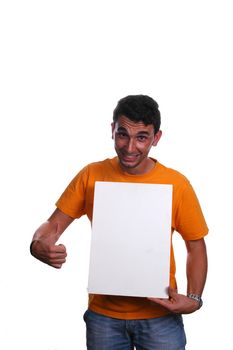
left=137, top=136, right=147, bottom=141
left=117, top=132, right=128, bottom=138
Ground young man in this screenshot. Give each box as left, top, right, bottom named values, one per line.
left=30, top=95, right=208, bottom=349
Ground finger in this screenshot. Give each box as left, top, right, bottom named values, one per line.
left=49, top=260, right=65, bottom=266
left=49, top=244, right=67, bottom=254
left=148, top=297, right=174, bottom=311
left=51, top=253, right=67, bottom=268
left=51, top=254, right=67, bottom=262
left=39, top=249, right=67, bottom=263
left=56, top=244, right=67, bottom=253
left=51, top=263, right=63, bottom=269
left=49, top=253, right=67, bottom=262
left=148, top=297, right=169, bottom=305
left=47, top=256, right=66, bottom=267
left=168, top=287, right=178, bottom=299
left=39, top=253, right=67, bottom=263
left=58, top=243, right=66, bottom=251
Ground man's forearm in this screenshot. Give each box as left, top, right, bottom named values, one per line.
left=31, top=221, right=60, bottom=244
left=185, top=238, right=208, bottom=295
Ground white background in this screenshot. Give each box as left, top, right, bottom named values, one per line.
left=0, top=0, right=232, bottom=349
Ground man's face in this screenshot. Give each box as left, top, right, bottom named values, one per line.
left=112, top=115, right=162, bottom=175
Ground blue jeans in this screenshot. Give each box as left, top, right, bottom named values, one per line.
left=83, top=310, right=186, bottom=350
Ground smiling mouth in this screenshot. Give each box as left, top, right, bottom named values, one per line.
left=121, top=154, right=139, bottom=162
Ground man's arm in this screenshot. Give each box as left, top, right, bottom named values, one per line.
left=149, top=238, right=208, bottom=314
left=185, top=238, right=208, bottom=296
left=30, top=208, right=74, bottom=269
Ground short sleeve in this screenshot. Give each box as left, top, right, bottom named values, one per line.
left=174, top=182, right=208, bottom=240
left=56, top=166, right=89, bottom=219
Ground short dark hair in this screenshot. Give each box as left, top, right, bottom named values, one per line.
left=113, top=95, right=161, bottom=133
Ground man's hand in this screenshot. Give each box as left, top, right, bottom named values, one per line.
left=31, top=240, right=67, bottom=269
left=148, top=287, right=200, bottom=314
left=30, top=209, right=74, bottom=268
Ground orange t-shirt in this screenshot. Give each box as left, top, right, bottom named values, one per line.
left=56, top=157, right=208, bottom=320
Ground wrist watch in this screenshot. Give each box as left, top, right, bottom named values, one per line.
left=187, top=293, right=203, bottom=309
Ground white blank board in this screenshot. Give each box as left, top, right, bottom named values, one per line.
left=88, top=181, right=173, bottom=298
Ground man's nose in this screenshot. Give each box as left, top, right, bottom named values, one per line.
left=126, top=138, right=137, bottom=153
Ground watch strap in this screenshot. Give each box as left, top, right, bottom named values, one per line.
left=187, top=293, right=203, bottom=309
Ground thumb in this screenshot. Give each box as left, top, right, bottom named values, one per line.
left=58, top=243, right=66, bottom=250
left=52, top=243, right=67, bottom=253
left=168, top=287, right=178, bottom=299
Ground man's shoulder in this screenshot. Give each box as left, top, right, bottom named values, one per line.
left=79, top=157, right=116, bottom=177
left=86, top=157, right=116, bottom=170
left=156, top=161, right=190, bottom=185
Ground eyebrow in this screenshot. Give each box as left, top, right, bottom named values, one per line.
left=116, top=127, right=128, bottom=132
left=117, top=126, right=150, bottom=136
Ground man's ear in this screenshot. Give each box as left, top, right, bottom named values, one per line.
left=111, top=122, right=115, bottom=139
left=152, top=130, right=162, bottom=146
